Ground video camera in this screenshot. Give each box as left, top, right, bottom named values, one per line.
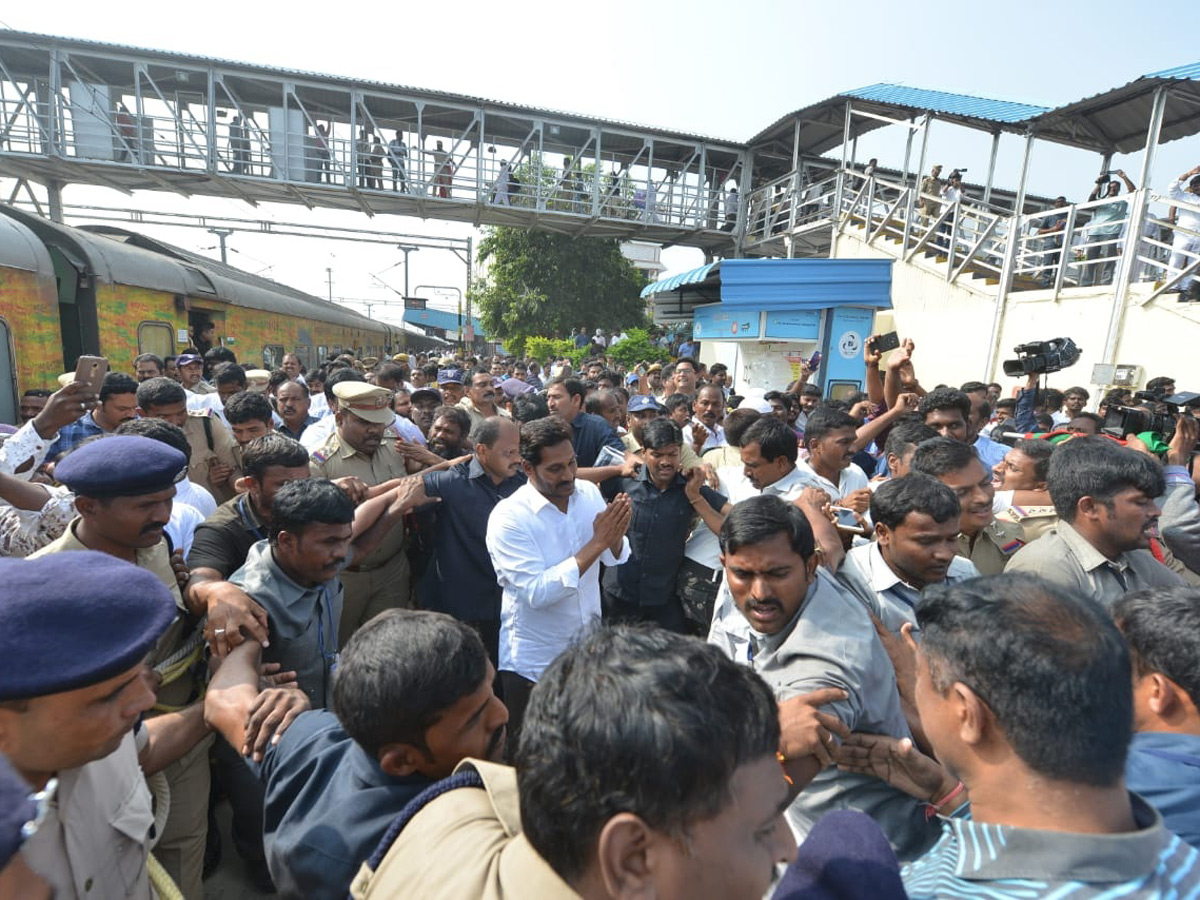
left=1102, top=389, right=1200, bottom=443
left=1002, top=337, right=1081, bottom=377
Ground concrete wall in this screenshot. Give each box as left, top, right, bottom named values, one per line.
left=831, top=232, right=1200, bottom=396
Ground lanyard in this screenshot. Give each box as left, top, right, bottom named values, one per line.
left=316, top=586, right=340, bottom=674
left=237, top=495, right=267, bottom=542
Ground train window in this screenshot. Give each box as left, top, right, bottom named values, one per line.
left=294, top=345, right=312, bottom=370
left=263, top=345, right=285, bottom=369
left=317, top=345, right=328, bottom=361
left=138, top=322, right=176, bottom=358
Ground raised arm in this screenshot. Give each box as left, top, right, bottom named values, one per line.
left=851, top=393, right=918, bottom=454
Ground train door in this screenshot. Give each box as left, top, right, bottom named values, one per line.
left=187, top=307, right=225, bottom=353
left=0, top=317, right=16, bottom=425
left=46, top=245, right=99, bottom=369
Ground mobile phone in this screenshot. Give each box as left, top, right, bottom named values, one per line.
left=831, top=505, right=864, bottom=530
left=807, top=351, right=822, bottom=371
left=874, top=331, right=901, bottom=353
left=72, top=355, right=108, bottom=393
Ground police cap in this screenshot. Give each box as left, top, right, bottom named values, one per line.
left=0, top=552, right=177, bottom=701
left=54, top=435, right=186, bottom=498
left=627, top=394, right=664, bottom=413
left=333, top=382, right=395, bottom=425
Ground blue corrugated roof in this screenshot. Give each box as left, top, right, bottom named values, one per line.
left=640, top=261, right=720, bottom=298
left=719, top=259, right=892, bottom=311
left=1145, top=62, right=1200, bottom=81
left=843, top=83, right=1049, bottom=124
left=402, top=307, right=485, bottom=335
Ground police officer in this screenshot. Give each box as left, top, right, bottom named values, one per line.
left=29, top=436, right=219, bottom=898
left=310, top=382, right=412, bottom=644
left=136, top=376, right=242, bottom=503
left=0, top=552, right=196, bottom=899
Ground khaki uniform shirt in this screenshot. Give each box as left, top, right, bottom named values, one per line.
left=351, top=759, right=579, bottom=899
left=995, top=504, right=1058, bottom=543
left=22, top=729, right=155, bottom=899
left=957, top=518, right=1027, bottom=575
left=187, top=379, right=215, bottom=395
left=621, top=431, right=703, bottom=470
left=30, top=520, right=196, bottom=709
left=310, top=430, right=408, bottom=569
left=456, top=397, right=511, bottom=435
left=182, top=409, right=241, bottom=503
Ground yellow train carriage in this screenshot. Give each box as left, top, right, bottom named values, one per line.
left=0, top=205, right=401, bottom=419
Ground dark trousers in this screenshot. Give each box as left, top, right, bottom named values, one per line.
left=499, top=670, right=536, bottom=761
left=210, top=738, right=270, bottom=875
left=602, top=589, right=690, bottom=634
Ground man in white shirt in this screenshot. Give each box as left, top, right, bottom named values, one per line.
left=1167, top=164, right=1200, bottom=299
left=795, top=407, right=871, bottom=514
left=718, top=416, right=809, bottom=505
left=486, top=417, right=631, bottom=737
left=837, top=474, right=979, bottom=636
left=682, top=384, right=727, bottom=454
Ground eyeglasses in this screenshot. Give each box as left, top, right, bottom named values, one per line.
left=21, top=777, right=57, bottom=840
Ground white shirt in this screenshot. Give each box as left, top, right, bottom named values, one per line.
left=165, top=500, right=205, bottom=559
left=1168, top=180, right=1200, bottom=231
left=688, top=467, right=811, bottom=569
left=0, top=419, right=54, bottom=480
left=683, top=419, right=726, bottom=453
left=795, top=458, right=869, bottom=503
left=309, top=392, right=330, bottom=419
left=175, top=477, right=217, bottom=518
left=487, top=480, right=630, bottom=682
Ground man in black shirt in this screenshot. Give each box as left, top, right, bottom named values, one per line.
left=602, top=419, right=726, bottom=632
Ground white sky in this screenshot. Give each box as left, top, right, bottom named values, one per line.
left=3, top=0, right=1200, bottom=328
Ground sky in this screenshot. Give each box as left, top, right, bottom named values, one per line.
left=3, top=0, right=1199, bottom=328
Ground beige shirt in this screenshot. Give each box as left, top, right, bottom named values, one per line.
left=22, top=729, right=155, bottom=900
left=182, top=409, right=241, bottom=504
left=957, top=518, right=1027, bottom=576
left=456, top=396, right=511, bottom=434
left=351, top=759, right=579, bottom=899
left=310, top=430, right=408, bottom=568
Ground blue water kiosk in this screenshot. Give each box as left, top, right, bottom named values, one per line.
left=643, top=258, right=893, bottom=397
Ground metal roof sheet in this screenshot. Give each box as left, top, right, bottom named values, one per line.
left=640, top=262, right=720, bottom=298
left=843, top=84, right=1048, bottom=124
left=718, top=259, right=892, bottom=311
left=1146, top=62, right=1200, bottom=80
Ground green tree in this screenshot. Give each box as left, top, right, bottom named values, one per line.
left=469, top=226, right=649, bottom=348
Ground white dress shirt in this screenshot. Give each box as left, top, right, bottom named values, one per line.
left=0, top=420, right=54, bottom=480
left=487, top=479, right=630, bottom=681
left=683, top=419, right=726, bottom=453
left=175, top=476, right=217, bottom=518
left=795, top=458, right=869, bottom=503
left=686, top=466, right=812, bottom=569
left=165, top=500, right=205, bottom=559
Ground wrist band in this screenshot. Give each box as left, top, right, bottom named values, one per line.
left=924, top=781, right=965, bottom=819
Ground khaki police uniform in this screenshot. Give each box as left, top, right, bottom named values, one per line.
left=22, top=724, right=156, bottom=898
left=31, top=522, right=211, bottom=899
left=351, top=759, right=579, bottom=899
left=187, top=379, right=216, bottom=395
left=310, top=385, right=412, bottom=645
left=996, top=504, right=1058, bottom=543
left=957, top=517, right=1026, bottom=575
left=182, top=408, right=241, bottom=504
left=456, top=396, right=511, bottom=434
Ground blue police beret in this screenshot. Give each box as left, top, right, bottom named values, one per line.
left=627, top=394, right=665, bottom=413
left=0, top=753, right=35, bottom=868
left=437, top=367, right=464, bottom=385
left=54, top=434, right=186, bottom=497
left=0, top=552, right=178, bottom=701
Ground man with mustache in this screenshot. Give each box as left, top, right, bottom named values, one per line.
left=205, top=610, right=508, bottom=900
left=457, top=369, right=510, bottom=436
left=910, top=438, right=1028, bottom=575
left=310, top=382, right=415, bottom=645
left=419, top=418, right=525, bottom=669
left=28, top=436, right=218, bottom=898
left=427, top=406, right=473, bottom=460
left=486, top=417, right=632, bottom=738
left=707, top=495, right=938, bottom=859
left=1007, top=436, right=1183, bottom=604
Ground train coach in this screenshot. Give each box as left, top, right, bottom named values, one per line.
left=0, top=204, right=445, bottom=422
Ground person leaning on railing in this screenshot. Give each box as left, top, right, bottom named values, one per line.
left=1167, top=165, right=1200, bottom=301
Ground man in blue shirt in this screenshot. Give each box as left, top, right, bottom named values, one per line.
left=46, top=372, right=139, bottom=458
left=1115, top=586, right=1200, bottom=848
left=205, top=610, right=509, bottom=900
left=545, top=375, right=629, bottom=479
left=602, top=418, right=725, bottom=633
left=420, top=417, right=525, bottom=666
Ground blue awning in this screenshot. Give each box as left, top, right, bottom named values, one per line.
left=719, top=258, right=892, bottom=310
left=640, top=261, right=719, bottom=298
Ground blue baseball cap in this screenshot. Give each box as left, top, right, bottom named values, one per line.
left=627, top=395, right=664, bottom=413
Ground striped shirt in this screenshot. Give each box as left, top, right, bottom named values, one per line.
left=902, top=795, right=1200, bottom=898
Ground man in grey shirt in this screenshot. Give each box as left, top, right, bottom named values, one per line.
left=1006, top=436, right=1182, bottom=605
left=708, top=495, right=939, bottom=860
left=838, top=475, right=979, bottom=635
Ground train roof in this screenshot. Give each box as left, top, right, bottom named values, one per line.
left=0, top=210, right=54, bottom=276
left=0, top=206, right=390, bottom=335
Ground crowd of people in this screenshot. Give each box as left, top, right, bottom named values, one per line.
left=1, top=332, right=1199, bottom=899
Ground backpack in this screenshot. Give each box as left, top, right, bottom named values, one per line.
left=507, top=169, right=520, bottom=193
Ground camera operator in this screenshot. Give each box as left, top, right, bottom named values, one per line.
left=1083, top=169, right=1135, bottom=287
left=1123, top=412, right=1200, bottom=583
